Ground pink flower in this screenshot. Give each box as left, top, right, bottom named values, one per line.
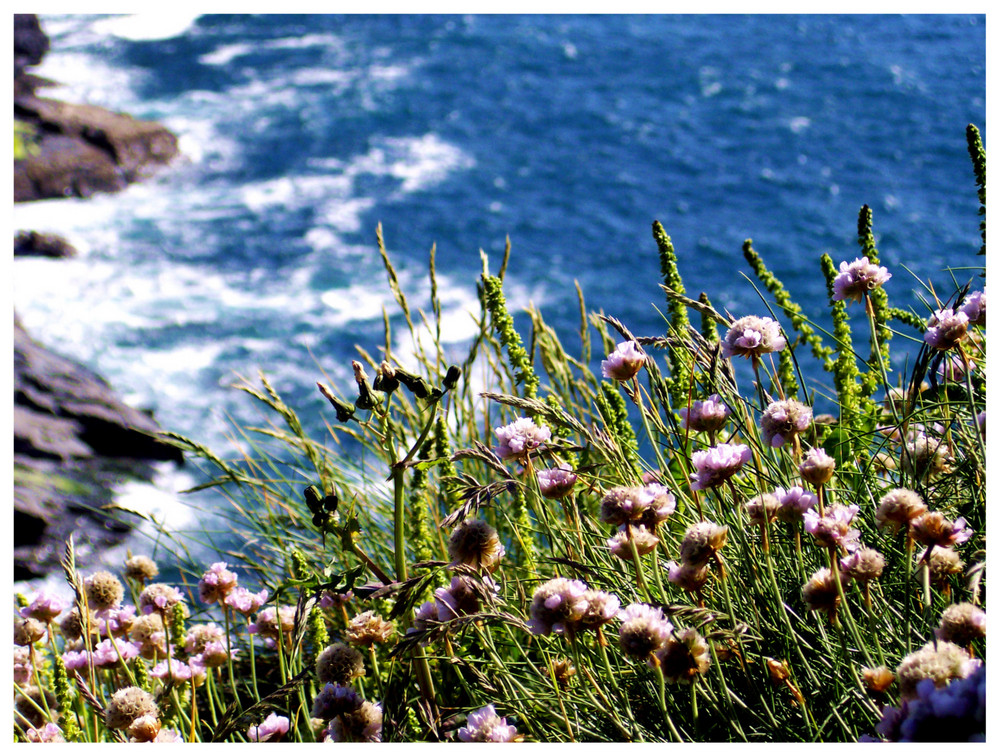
left=924, top=308, right=969, bottom=351
left=459, top=704, right=519, bottom=742
left=494, top=416, right=551, bottom=460
left=536, top=465, right=578, bottom=499
left=690, top=443, right=751, bottom=490
left=62, top=648, right=90, bottom=671
left=224, top=587, right=269, bottom=615
left=19, top=590, right=67, bottom=622
left=721, top=316, right=786, bottom=360
left=14, top=646, right=33, bottom=684
left=96, top=605, right=136, bottom=637
left=607, top=525, right=660, bottom=559
left=25, top=723, right=65, bottom=743
left=832, top=256, right=891, bottom=303
left=774, top=486, right=818, bottom=523
left=601, top=340, right=646, bottom=381
left=959, top=289, right=985, bottom=326
left=91, top=638, right=141, bottom=668
left=936, top=354, right=974, bottom=382
left=198, top=562, right=239, bottom=605
left=803, top=504, right=862, bottom=552
left=527, top=577, right=589, bottom=636
left=248, top=712, right=289, bottom=742
left=679, top=394, right=730, bottom=433
left=760, top=399, right=812, bottom=448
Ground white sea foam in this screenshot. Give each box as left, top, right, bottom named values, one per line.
left=90, top=13, right=201, bottom=41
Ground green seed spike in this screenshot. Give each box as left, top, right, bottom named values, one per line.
left=652, top=221, right=692, bottom=407
left=820, top=253, right=861, bottom=454
left=856, top=206, right=892, bottom=400
left=482, top=273, right=539, bottom=399
left=966, top=124, right=986, bottom=256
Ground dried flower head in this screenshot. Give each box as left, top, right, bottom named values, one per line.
left=774, top=486, right=818, bottom=524
left=247, top=713, right=290, bottom=742
left=123, top=555, right=159, bottom=584
left=679, top=394, right=731, bottom=433
left=128, top=715, right=161, bottom=743
left=618, top=603, right=673, bottom=663
left=655, top=627, right=712, bottom=684
left=798, top=447, right=836, bottom=486
left=536, top=465, right=578, bottom=499
left=14, top=617, right=46, bottom=646
left=910, top=511, right=972, bottom=550
left=184, top=623, right=225, bottom=655
left=601, top=340, right=646, bottom=381
left=14, top=646, right=32, bottom=685
left=840, top=548, right=886, bottom=582
left=528, top=577, right=589, bottom=636
left=129, top=613, right=167, bottom=659
left=59, top=607, right=96, bottom=643
left=803, top=504, right=862, bottom=552
left=924, top=308, right=969, bottom=351
left=249, top=606, right=296, bottom=649
left=896, top=640, right=979, bottom=700
left=104, top=686, right=158, bottom=730
left=326, top=700, right=383, bottom=743
left=607, top=524, right=660, bottom=559
left=901, top=433, right=954, bottom=480
left=862, top=666, right=895, bottom=694
left=876, top=488, right=928, bottom=533
left=494, top=416, right=551, bottom=460
left=313, top=683, right=363, bottom=720
left=745, top=493, right=781, bottom=526
left=198, top=562, right=239, bottom=605
left=574, top=589, right=621, bottom=632
left=801, top=568, right=844, bottom=618
left=547, top=658, right=577, bottom=690
left=15, top=688, right=58, bottom=729
left=459, top=704, right=520, bottom=742
left=936, top=603, right=986, bottom=647
left=722, top=315, right=787, bottom=360
left=448, top=519, right=506, bottom=572
left=138, top=583, right=186, bottom=616
left=85, top=571, right=125, bottom=611
left=679, top=521, right=728, bottom=566
left=760, top=399, right=813, bottom=448
left=690, top=443, right=751, bottom=490
left=667, top=560, right=712, bottom=593
left=345, top=611, right=396, bottom=647
left=316, top=642, right=365, bottom=685
left=925, top=547, right=966, bottom=587
left=832, top=256, right=891, bottom=303
left=435, top=575, right=488, bottom=621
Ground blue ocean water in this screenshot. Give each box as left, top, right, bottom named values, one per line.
left=13, top=14, right=986, bottom=565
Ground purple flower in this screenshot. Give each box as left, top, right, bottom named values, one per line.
left=774, top=486, right=818, bottom=524
left=959, top=289, right=985, bottom=326
left=601, top=340, right=646, bottom=381
left=618, top=603, right=673, bottom=665
left=679, top=394, right=730, bottom=433
left=760, top=399, right=812, bottom=448
left=607, top=525, right=660, bottom=559
left=690, top=443, right=751, bottom=490
left=721, top=316, right=786, bottom=360
left=248, top=713, right=289, bottom=742
left=536, top=465, right=578, bottom=499
left=459, top=704, right=519, bottom=742
left=803, top=504, right=862, bottom=552
left=19, top=590, right=67, bottom=623
left=527, top=577, right=589, bottom=636
left=151, top=657, right=206, bottom=685
left=319, top=590, right=353, bottom=610
left=91, top=638, right=141, bottom=668
left=14, top=646, right=33, bottom=684
left=798, top=446, right=836, bottom=486
left=312, top=683, right=363, bottom=720
left=494, top=416, right=551, bottom=460
left=924, top=308, right=970, bottom=351
left=936, top=354, right=974, bottom=382
left=832, top=256, right=892, bottom=303
left=62, top=648, right=90, bottom=671
left=96, top=605, right=136, bottom=637
left=198, top=562, right=239, bottom=605
left=25, top=723, right=65, bottom=743
left=223, top=587, right=269, bottom=615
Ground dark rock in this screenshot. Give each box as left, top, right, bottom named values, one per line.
left=14, top=97, right=179, bottom=203
left=14, top=316, right=184, bottom=580
left=14, top=230, right=78, bottom=258
left=14, top=14, right=49, bottom=79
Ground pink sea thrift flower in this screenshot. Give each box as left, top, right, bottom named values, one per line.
left=803, top=504, right=862, bottom=552
left=774, top=486, right=818, bottom=524
left=458, top=704, right=519, bottom=742
left=536, top=465, right=578, bottom=499
left=832, top=256, right=891, bottom=303
left=601, top=340, right=646, bottom=381
left=198, top=562, right=239, bottom=605
left=721, top=315, right=786, bottom=360
left=799, top=447, right=836, bottom=486
left=959, top=289, right=985, bottom=326
left=924, top=308, right=969, bottom=351
left=936, top=354, right=974, bottom=382
left=151, top=657, right=206, bottom=685
left=138, top=583, right=185, bottom=615
left=25, top=723, right=65, bottom=743
left=248, top=712, right=289, bottom=742
left=62, top=648, right=90, bottom=671
left=760, top=399, right=812, bottom=448
left=618, top=603, right=673, bottom=665
left=319, top=590, right=353, bottom=610
left=607, top=525, right=660, bottom=559
left=91, top=638, right=140, bottom=668
left=527, top=577, right=589, bottom=636
left=14, top=646, right=33, bottom=684
left=494, top=416, right=551, bottom=460
left=910, top=512, right=973, bottom=549
left=224, top=586, right=269, bottom=615
left=690, top=443, right=751, bottom=490
left=96, top=605, right=136, bottom=637
left=19, top=590, right=67, bottom=623
left=679, top=394, right=730, bottom=433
